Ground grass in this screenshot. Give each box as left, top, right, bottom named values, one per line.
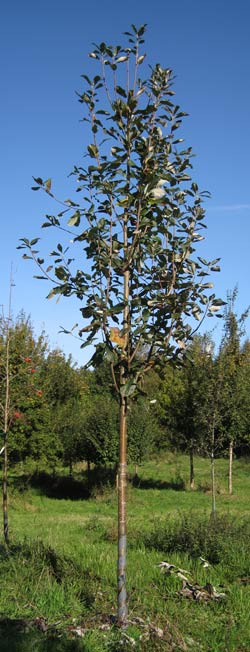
left=0, top=453, right=250, bottom=651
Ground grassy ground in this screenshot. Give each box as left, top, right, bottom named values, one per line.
left=1, top=453, right=250, bottom=651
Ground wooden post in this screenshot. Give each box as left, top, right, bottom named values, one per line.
left=228, top=440, right=233, bottom=495
left=189, top=446, right=195, bottom=490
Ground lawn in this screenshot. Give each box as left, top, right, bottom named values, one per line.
left=0, top=453, right=250, bottom=651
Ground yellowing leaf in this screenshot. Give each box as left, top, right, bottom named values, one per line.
left=110, top=327, right=125, bottom=347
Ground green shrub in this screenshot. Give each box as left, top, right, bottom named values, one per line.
left=143, top=513, right=250, bottom=565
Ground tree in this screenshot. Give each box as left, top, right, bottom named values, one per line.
left=0, top=276, right=13, bottom=545
left=83, top=393, right=119, bottom=468
left=0, top=304, right=48, bottom=542
left=53, top=397, right=85, bottom=475
left=38, top=349, right=88, bottom=472
left=4, top=315, right=49, bottom=468
left=19, top=24, right=223, bottom=623
left=159, top=335, right=216, bottom=490
left=237, top=339, right=250, bottom=456
left=127, top=398, right=158, bottom=473
left=218, top=289, right=249, bottom=494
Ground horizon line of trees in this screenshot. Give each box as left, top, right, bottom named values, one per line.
left=1, top=293, right=250, bottom=483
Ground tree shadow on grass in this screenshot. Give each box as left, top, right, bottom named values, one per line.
left=12, top=467, right=118, bottom=500
left=0, top=622, right=84, bottom=652
left=131, top=475, right=186, bottom=491
left=12, top=472, right=90, bottom=500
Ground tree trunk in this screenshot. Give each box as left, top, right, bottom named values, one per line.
left=211, top=451, right=216, bottom=519
left=189, top=446, right=195, bottom=489
left=210, top=410, right=217, bottom=520
left=87, top=459, right=91, bottom=489
left=117, top=394, right=127, bottom=626
left=228, top=440, right=233, bottom=495
left=69, top=458, right=73, bottom=478
left=3, top=281, right=11, bottom=546
left=2, top=435, right=9, bottom=545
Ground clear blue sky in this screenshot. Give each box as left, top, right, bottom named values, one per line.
left=1, top=0, right=250, bottom=363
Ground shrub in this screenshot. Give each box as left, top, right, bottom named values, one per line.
left=143, top=513, right=250, bottom=565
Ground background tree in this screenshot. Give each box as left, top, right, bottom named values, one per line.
left=39, top=349, right=89, bottom=472
left=53, top=397, right=84, bottom=476
left=0, top=307, right=48, bottom=542
left=0, top=280, right=12, bottom=545
left=236, top=339, right=250, bottom=456
left=19, top=24, right=223, bottom=623
left=217, top=289, right=249, bottom=494
left=5, top=315, right=49, bottom=468
left=159, top=334, right=216, bottom=490
left=127, top=397, right=159, bottom=475
left=83, top=393, right=119, bottom=468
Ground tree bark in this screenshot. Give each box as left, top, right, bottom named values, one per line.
left=87, top=459, right=91, bottom=489
left=211, top=451, right=216, bottom=519
left=3, top=282, right=11, bottom=546
left=3, top=436, right=9, bottom=545
left=228, top=440, right=233, bottom=495
left=189, top=446, right=195, bottom=489
left=210, top=414, right=216, bottom=520
left=117, top=393, right=127, bottom=625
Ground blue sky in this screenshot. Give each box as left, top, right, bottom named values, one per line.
left=1, top=0, right=250, bottom=363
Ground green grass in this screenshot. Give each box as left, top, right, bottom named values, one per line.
left=1, top=453, right=250, bottom=651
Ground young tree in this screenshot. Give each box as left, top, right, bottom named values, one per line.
left=19, top=25, right=223, bottom=623
left=3, top=315, right=49, bottom=469
left=159, top=335, right=216, bottom=490
left=0, top=279, right=13, bottom=545
left=218, top=289, right=249, bottom=494
left=83, top=393, right=119, bottom=468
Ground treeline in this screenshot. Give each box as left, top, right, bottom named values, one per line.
left=1, top=293, right=250, bottom=485
left=0, top=312, right=158, bottom=474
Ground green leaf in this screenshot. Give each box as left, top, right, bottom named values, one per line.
left=142, top=309, right=150, bottom=322
left=137, top=55, right=146, bottom=64
left=67, top=210, right=81, bottom=227
left=47, top=287, right=63, bottom=299
left=120, top=380, right=137, bottom=397
left=198, top=257, right=209, bottom=266
left=55, top=267, right=67, bottom=281
left=105, top=348, right=118, bottom=364
left=87, top=144, right=99, bottom=158
left=111, top=303, right=125, bottom=314
left=115, top=86, right=127, bottom=98
left=64, top=199, right=79, bottom=207
left=116, top=56, right=128, bottom=63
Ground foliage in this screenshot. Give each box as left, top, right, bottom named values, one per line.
left=0, top=313, right=49, bottom=464
left=143, top=512, right=250, bottom=564
left=217, top=289, right=250, bottom=450
left=18, top=24, right=223, bottom=399
left=127, top=398, right=159, bottom=466
left=83, top=394, right=119, bottom=467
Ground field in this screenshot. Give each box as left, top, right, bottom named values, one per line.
left=0, top=454, right=250, bottom=651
